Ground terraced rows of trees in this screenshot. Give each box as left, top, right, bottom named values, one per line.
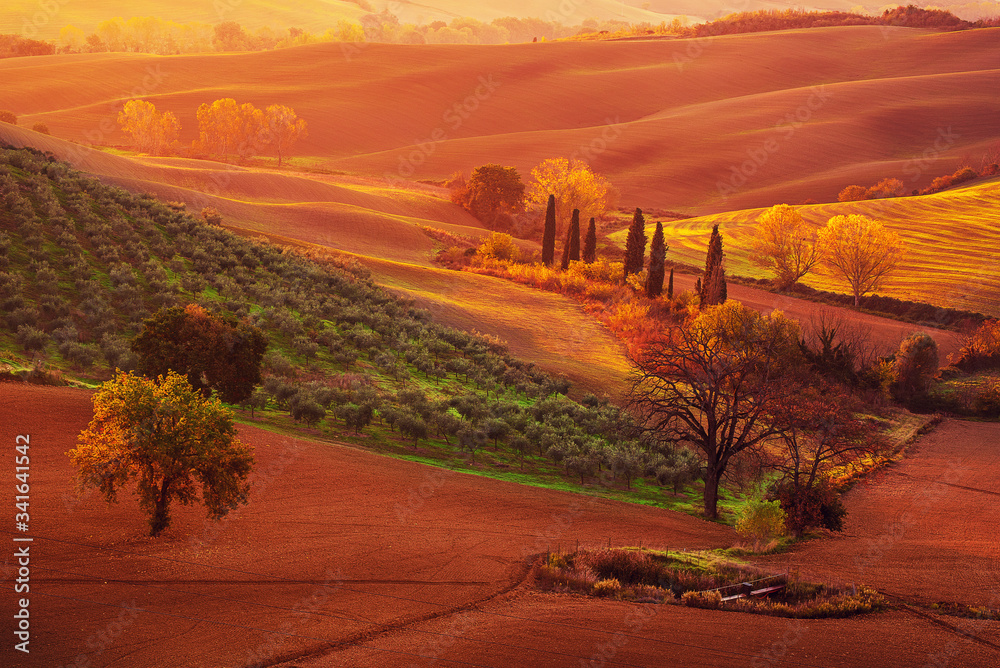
left=0, top=145, right=701, bottom=500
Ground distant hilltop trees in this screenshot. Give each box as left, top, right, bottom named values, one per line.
left=3, top=6, right=990, bottom=59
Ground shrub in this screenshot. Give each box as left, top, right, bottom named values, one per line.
left=6, top=306, right=40, bottom=331
left=31, top=123, right=49, bottom=135
left=59, top=342, right=101, bottom=369
left=568, top=258, right=623, bottom=284
left=655, top=447, right=702, bottom=494
left=735, top=498, right=787, bottom=543
left=0, top=111, right=16, bottom=125
left=201, top=207, right=223, bottom=226
left=592, top=578, right=622, bottom=597
left=771, top=479, right=847, bottom=536
left=837, top=185, right=867, bottom=202
left=397, top=411, right=428, bottom=446
left=893, top=332, right=939, bottom=397
left=291, top=395, right=326, bottom=425
left=263, top=350, right=296, bottom=377
left=16, top=325, right=50, bottom=354
left=582, top=549, right=664, bottom=586
left=681, top=589, right=722, bottom=609
left=865, top=177, right=905, bottom=199
left=291, top=336, right=320, bottom=360
left=955, top=320, right=1000, bottom=371
left=100, top=334, right=138, bottom=371
left=477, top=232, right=520, bottom=262
left=972, top=380, right=1000, bottom=418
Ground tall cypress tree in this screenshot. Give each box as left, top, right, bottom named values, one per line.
left=700, top=224, right=727, bottom=306
left=582, top=217, right=597, bottom=264
left=667, top=267, right=674, bottom=299
left=568, top=209, right=581, bottom=263
left=542, top=194, right=556, bottom=266
left=646, top=221, right=666, bottom=298
left=560, top=224, right=573, bottom=270
left=623, top=207, right=647, bottom=281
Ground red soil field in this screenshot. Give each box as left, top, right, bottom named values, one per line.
left=2, top=383, right=997, bottom=667
left=0, top=383, right=731, bottom=667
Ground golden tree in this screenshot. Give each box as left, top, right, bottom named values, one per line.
left=70, top=371, right=254, bottom=537
left=264, top=104, right=308, bottom=166
left=817, top=214, right=904, bottom=306
left=526, top=158, right=615, bottom=233
left=748, top=204, right=820, bottom=289
left=235, top=102, right=266, bottom=158
left=118, top=99, right=180, bottom=154
left=196, top=97, right=240, bottom=156
left=59, top=25, right=86, bottom=51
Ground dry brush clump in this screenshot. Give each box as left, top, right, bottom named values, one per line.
left=534, top=549, right=887, bottom=618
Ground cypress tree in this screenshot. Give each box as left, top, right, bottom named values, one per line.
left=623, top=208, right=647, bottom=281
left=560, top=224, right=572, bottom=270
left=667, top=267, right=674, bottom=299
left=582, top=217, right=597, bottom=264
left=700, top=224, right=726, bottom=306
left=646, top=221, right=666, bottom=298
left=542, top=194, right=556, bottom=266
left=568, top=209, right=581, bottom=263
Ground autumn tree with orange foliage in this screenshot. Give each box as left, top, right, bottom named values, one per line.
left=748, top=204, right=819, bottom=290
left=817, top=214, right=904, bottom=307
left=118, top=99, right=180, bottom=154
left=768, top=383, right=887, bottom=535
left=955, top=319, right=1000, bottom=371
left=264, top=104, right=308, bottom=166
left=195, top=99, right=307, bottom=165
left=526, top=158, right=615, bottom=235
left=70, top=370, right=254, bottom=536
left=628, top=302, right=803, bottom=518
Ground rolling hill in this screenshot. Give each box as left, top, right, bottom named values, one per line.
left=1, top=25, right=996, bottom=342
left=608, top=177, right=1000, bottom=317
left=2, top=26, right=997, bottom=215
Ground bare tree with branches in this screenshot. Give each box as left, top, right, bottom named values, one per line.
left=767, top=383, right=889, bottom=535
left=627, top=302, right=803, bottom=518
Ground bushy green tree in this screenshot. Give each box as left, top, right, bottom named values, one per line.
left=893, top=332, right=939, bottom=397
left=455, top=164, right=525, bottom=227
left=131, top=304, right=268, bottom=404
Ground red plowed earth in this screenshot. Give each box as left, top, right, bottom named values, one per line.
left=1, top=384, right=997, bottom=668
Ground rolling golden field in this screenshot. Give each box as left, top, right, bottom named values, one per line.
left=609, top=177, right=1000, bottom=316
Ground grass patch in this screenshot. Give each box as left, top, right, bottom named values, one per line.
left=535, top=548, right=888, bottom=618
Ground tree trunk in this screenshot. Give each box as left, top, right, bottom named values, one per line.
left=703, top=467, right=720, bottom=519
left=150, top=477, right=172, bottom=537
